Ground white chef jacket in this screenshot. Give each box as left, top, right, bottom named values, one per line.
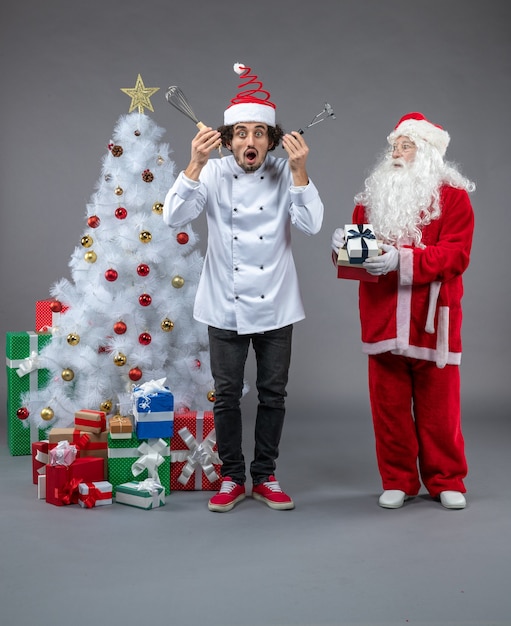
left=163, top=154, right=324, bottom=334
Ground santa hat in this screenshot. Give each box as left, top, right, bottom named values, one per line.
left=387, top=112, right=450, bottom=157
left=224, top=62, right=276, bottom=127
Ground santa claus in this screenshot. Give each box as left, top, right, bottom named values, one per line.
left=332, top=112, right=475, bottom=510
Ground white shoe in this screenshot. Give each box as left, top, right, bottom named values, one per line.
left=440, top=491, right=466, bottom=509
left=378, top=490, right=408, bottom=509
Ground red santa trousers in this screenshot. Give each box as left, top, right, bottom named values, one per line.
left=368, top=352, right=467, bottom=498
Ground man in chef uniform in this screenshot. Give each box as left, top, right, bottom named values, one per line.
left=163, top=63, right=324, bottom=512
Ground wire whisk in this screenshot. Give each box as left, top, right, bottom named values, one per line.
left=165, top=86, right=206, bottom=130
left=166, top=85, right=222, bottom=157
left=298, top=102, right=336, bottom=134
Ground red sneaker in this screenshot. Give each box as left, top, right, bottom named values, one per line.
left=208, top=477, right=246, bottom=512
left=251, top=475, right=295, bottom=510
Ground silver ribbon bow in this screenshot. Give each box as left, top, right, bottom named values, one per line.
left=16, top=351, right=40, bottom=377
left=177, top=427, right=220, bottom=486
left=135, top=478, right=164, bottom=509
left=131, top=438, right=167, bottom=483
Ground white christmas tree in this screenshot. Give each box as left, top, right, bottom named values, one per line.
left=22, top=75, right=216, bottom=431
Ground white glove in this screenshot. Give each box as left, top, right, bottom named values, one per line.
left=331, top=228, right=346, bottom=253
left=363, top=244, right=399, bottom=276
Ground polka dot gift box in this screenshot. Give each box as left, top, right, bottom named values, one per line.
left=170, top=411, right=222, bottom=491
left=5, top=331, right=52, bottom=456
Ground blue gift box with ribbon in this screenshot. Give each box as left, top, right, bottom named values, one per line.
left=132, top=379, right=174, bottom=439
left=345, top=223, right=379, bottom=264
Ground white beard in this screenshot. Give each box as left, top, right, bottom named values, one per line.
left=356, top=149, right=444, bottom=247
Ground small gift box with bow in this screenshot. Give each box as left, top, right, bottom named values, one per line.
left=107, top=433, right=170, bottom=495
left=49, top=439, right=79, bottom=467
left=132, top=378, right=174, bottom=439
left=78, top=481, right=113, bottom=508
left=115, top=479, right=165, bottom=510
left=48, top=427, right=108, bottom=474
left=170, top=411, right=222, bottom=491
left=345, top=224, right=379, bottom=264
left=336, top=224, right=380, bottom=283
left=108, top=415, right=133, bottom=439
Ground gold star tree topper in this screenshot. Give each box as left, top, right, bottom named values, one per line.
left=121, top=74, right=160, bottom=113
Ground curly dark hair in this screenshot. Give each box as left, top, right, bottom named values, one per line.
left=217, top=124, right=285, bottom=151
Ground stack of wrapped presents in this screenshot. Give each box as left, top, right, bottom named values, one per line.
left=6, top=301, right=222, bottom=511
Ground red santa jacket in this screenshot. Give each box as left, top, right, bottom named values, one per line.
left=354, top=185, right=475, bottom=367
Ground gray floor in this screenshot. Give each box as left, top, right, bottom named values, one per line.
left=1, top=397, right=509, bottom=626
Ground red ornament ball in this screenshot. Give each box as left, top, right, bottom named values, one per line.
left=87, top=215, right=101, bottom=228
left=177, top=232, right=189, bottom=245
left=17, top=407, right=30, bottom=420
left=138, top=332, right=152, bottom=345
left=137, top=263, right=150, bottom=277
left=105, top=268, right=118, bottom=282
left=115, top=207, right=128, bottom=219
left=195, top=359, right=201, bottom=368
left=139, top=293, right=152, bottom=307
left=129, top=367, right=143, bottom=382
left=49, top=300, right=63, bottom=313
left=113, top=321, right=127, bottom=335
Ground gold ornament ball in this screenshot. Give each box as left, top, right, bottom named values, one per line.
left=113, top=353, right=127, bottom=366
left=61, top=368, right=75, bottom=381
left=207, top=390, right=216, bottom=403
left=81, top=235, right=93, bottom=248
left=115, top=186, right=123, bottom=196
left=67, top=333, right=80, bottom=346
left=152, top=202, right=163, bottom=215
left=161, top=318, right=174, bottom=332
left=40, top=407, right=54, bottom=421
left=172, top=275, right=185, bottom=289
left=84, top=250, right=97, bottom=263
left=139, top=231, right=152, bottom=243
left=100, top=400, right=113, bottom=413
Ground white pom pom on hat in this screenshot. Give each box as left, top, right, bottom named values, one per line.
left=387, top=112, right=450, bottom=157
left=224, top=62, right=276, bottom=127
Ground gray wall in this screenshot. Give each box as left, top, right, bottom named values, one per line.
left=1, top=0, right=510, bottom=428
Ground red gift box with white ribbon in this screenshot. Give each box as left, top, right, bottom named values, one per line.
left=170, top=411, right=222, bottom=491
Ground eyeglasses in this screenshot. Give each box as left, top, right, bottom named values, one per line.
left=391, top=142, right=416, bottom=153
